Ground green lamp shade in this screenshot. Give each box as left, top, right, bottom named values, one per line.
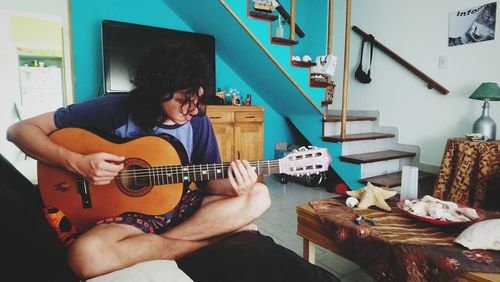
left=469, top=82, right=500, bottom=101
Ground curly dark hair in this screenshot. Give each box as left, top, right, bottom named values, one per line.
left=128, top=40, right=213, bottom=131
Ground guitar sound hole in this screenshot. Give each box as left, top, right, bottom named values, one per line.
left=123, top=165, right=149, bottom=190
left=116, top=158, right=152, bottom=197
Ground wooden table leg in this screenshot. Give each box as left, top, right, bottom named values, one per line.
left=303, top=238, right=316, bottom=264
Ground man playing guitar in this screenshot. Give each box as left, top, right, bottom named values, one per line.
left=7, top=41, right=271, bottom=280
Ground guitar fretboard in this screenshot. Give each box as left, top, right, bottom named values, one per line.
left=118, top=160, right=281, bottom=186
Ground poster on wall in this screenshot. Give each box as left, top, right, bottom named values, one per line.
left=448, top=2, right=497, bottom=46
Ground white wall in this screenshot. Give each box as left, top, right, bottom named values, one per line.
left=330, top=0, right=500, bottom=166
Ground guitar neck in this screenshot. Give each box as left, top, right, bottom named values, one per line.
left=120, top=160, right=281, bottom=185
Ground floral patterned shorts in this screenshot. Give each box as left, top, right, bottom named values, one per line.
left=98, top=188, right=206, bottom=234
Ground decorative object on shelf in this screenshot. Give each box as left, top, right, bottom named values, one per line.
left=226, top=88, right=240, bottom=105
left=215, top=88, right=226, bottom=100
left=232, top=94, right=241, bottom=106
left=253, top=0, right=279, bottom=12
left=302, top=55, right=312, bottom=62
left=310, top=54, right=337, bottom=84
left=212, top=88, right=226, bottom=105
left=244, top=94, right=252, bottom=106
left=291, top=55, right=301, bottom=62
left=326, top=85, right=335, bottom=102
left=275, top=15, right=284, bottom=38
left=469, top=82, right=500, bottom=140
left=346, top=182, right=397, bottom=211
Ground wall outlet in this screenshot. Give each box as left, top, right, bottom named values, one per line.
left=438, top=55, right=448, bottom=69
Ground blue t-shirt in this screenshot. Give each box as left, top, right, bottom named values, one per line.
left=54, top=94, right=221, bottom=165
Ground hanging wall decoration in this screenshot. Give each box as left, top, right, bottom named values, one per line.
left=448, top=2, right=497, bottom=46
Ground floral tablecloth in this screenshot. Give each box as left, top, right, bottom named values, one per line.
left=311, top=198, right=500, bottom=282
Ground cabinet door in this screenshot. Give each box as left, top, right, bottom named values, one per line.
left=211, top=123, right=234, bottom=162
left=234, top=122, right=264, bottom=161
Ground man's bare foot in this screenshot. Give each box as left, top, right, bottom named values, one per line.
left=235, top=223, right=258, bottom=233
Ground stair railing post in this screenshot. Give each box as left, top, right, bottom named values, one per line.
left=290, top=0, right=296, bottom=41
left=327, top=0, right=334, bottom=54
left=340, top=0, right=352, bottom=139
left=324, top=0, right=335, bottom=118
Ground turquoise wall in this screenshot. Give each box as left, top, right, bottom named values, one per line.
left=70, top=0, right=298, bottom=160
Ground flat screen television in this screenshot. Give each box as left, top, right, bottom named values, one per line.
left=101, top=20, right=216, bottom=98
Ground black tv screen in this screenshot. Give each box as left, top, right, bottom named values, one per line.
left=101, top=20, right=215, bottom=97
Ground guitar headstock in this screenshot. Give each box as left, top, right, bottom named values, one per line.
left=279, top=147, right=331, bottom=176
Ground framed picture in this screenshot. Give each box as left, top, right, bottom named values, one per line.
left=448, top=2, right=497, bottom=46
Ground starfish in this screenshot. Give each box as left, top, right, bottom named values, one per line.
left=346, top=182, right=397, bottom=211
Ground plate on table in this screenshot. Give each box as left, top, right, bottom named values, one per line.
left=397, top=200, right=486, bottom=226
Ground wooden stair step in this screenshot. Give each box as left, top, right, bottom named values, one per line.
left=322, top=132, right=395, bottom=142
left=322, top=116, right=377, bottom=122
left=291, top=61, right=316, bottom=68
left=271, top=37, right=299, bottom=45
left=320, top=100, right=333, bottom=107
left=359, top=171, right=436, bottom=188
left=249, top=11, right=278, bottom=21
left=309, top=79, right=333, bottom=88
left=340, top=150, right=416, bottom=164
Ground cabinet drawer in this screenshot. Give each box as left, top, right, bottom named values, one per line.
left=206, top=111, right=233, bottom=123
left=235, top=111, right=264, bottom=122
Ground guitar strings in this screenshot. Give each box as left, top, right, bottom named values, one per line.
left=117, top=161, right=280, bottom=174
left=115, top=162, right=284, bottom=180
left=116, top=164, right=283, bottom=178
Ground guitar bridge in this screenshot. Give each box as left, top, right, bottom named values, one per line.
left=77, top=177, right=92, bottom=208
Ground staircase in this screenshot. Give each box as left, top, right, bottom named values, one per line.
left=323, top=110, right=436, bottom=190
left=166, top=0, right=436, bottom=191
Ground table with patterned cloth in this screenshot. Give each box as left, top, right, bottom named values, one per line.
left=304, top=198, right=500, bottom=282
left=433, top=138, right=500, bottom=208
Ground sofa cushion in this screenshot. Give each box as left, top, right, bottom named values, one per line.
left=87, top=260, right=192, bottom=282
left=0, top=155, right=78, bottom=281
left=455, top=219, right=500, bottom=250
left=177, top=231, right=340, bottom=282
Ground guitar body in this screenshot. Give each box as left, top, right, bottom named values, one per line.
left=38, top=128, right=185, bottom=232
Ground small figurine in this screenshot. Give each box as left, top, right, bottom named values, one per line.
left=232, top=95, right=241, bottom=106
left=244, top=94, right=252, bottom=106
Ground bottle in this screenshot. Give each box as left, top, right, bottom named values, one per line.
left=276, top=15, right=284, bottom=38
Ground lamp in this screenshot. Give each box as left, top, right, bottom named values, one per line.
left=469, top=82, right=500, bottom=140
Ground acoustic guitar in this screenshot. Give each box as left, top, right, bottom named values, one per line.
left=38, top=128, right=331, bottom=232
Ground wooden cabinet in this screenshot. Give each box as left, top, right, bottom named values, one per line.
left=206, top=106, right=264, bottom=163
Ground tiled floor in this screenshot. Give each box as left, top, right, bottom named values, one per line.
left=257, top=176, right=374, bottom=282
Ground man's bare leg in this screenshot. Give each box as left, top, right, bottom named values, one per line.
left=162, top=182, right=270, bottom=241
left=68, top=223, right=215, bottom=279
left=68, top=182, right=270, bottom=279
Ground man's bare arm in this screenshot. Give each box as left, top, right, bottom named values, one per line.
left=7, top=112, right=124, bottom=185
left=7, top=112, right=80, bottom=169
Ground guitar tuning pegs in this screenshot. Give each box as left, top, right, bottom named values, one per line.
left=298, top=146, right=307, bottom=151
left=308, top=145, right=318, bottom=150
left=292, top=149, right=298, bottom=153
